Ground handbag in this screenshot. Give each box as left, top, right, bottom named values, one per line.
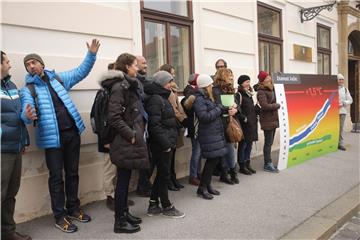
left=226, top=116, right=244, bottom=143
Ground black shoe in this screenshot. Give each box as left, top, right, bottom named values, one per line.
left=220, top=169, right=234, bottom=185
left=147, top=200, right=162, bottom=216
left=173, top=179, right=184, bottom=189
left=55, top=217, right=78, bottom=233
left=207, top=185, right=220, bottom=195
left=125, top=209, right=142, bottom=225
left=168, top=182, right=180, bottom=191
left=338, top=145, right=346, bottom=151
left=114, top=217, right=140, bottom=234
left=2, top=232, right=32, bottom=240
left=246, top=161, right=256, bottom=174
left=136, top=189, right=151, bottom=198
left=68, top=209, right=91, bottom=223
left=197, top=187, right=214, bottom=200
left=229, top=168, right=240, bottom=184
left=106, top=196, right=115, bottom=211
left=239, top=162, right=252, bottom=175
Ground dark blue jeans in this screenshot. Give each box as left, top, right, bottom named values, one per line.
left=238, top=140, right=253, bottom=163
left=115, top=168, right=132, bottom=219
left=45, top=128, right=80, bottom=220
left=189, top=137, right=201, bottom=178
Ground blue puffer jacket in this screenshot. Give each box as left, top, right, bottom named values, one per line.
left=1, top=76, right=29, bottom=153
left=193, top=90, right=227, bottom=159
left=20, top=51, right=96, bottom=149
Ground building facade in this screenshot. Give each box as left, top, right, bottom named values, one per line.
left=1, top=0, right=358, bottom=222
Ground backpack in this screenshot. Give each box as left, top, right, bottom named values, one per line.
left=90, top=80, right=130, bottom=145
left=26, top=75, right=63, bottom=127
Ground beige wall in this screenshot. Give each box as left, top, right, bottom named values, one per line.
left=1, top=0, right=341, bottom=222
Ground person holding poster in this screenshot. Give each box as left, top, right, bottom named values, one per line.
left=337, top=73, right=353, bottom=151
left=256, top=71, right=280, bottom=173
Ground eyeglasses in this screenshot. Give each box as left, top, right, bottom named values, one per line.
left=216, top=65, right=225, bottom=69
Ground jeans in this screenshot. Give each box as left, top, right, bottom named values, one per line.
left=238, top=140, right=253, bottom=164
left=150, top=148, right=172, bottom=208
left=1, top=153, right=22, bottom=235
left=44, top=128, right=81, bottom=220
left=189, top=138, right=202, bottom=178
left=114, top=168, right=131, bottom=219
left=339, top=114, right=346, bottom=147
left=199, top=157, right=221, bottom=188
left=103, top=153, right=116, bottom=197
left=221, top=143, right=236, bottom=170
left=263, top=129, right=276, bottom=164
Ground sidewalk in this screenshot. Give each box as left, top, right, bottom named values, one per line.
left=17, top=132, right=359, bottom=239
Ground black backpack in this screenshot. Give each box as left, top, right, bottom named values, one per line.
left=90, top=80, right=130, bottom=146
left=90, top=86, right=115, bottom=145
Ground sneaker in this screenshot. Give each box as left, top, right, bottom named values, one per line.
left=162, top=205, right=185, bottom=219
left=68, top=209, right=91, bottom=223
left=55, top=217, right=78, bottom=233
left=147, top=201, right=162, bottom=216
left=263, top=163, right=279, bottom=173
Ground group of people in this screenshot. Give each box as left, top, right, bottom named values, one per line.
left=1, top=38, right=353, bottom=239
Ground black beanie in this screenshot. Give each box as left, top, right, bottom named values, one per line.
left=237, top=75, right=250, bottom=85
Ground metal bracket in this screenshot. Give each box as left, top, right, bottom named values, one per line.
left=300, top=1, right=337, bottom=23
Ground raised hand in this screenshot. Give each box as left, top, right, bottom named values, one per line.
left=86, top=39, right=100, bottom=54
left=25, top=104, right=37, bottom=121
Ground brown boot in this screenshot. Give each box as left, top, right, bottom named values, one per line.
left=188, top=177, right=200, bottom=186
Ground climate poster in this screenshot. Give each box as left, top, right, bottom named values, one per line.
left=274, top=74, right=339, bottom=170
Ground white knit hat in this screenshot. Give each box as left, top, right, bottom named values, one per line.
left=197, top=74, right=213, bottom=88
left=337, top=73, right=344, bottom=80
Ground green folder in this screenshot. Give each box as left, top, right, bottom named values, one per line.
left=221, top=94, right=234, bottom=107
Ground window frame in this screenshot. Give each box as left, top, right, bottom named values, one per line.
left=257, top=1, right=283, bottom=73
left=317, top=23, right=332, bottom=75
left=141, top=0, right=195, bottom=89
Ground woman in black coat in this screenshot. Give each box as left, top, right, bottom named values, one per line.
left=107, top=53, right=149, bottom=234
left=144, top=70, right=185, bottom=218
left=235, top=75, right=258, bottom=175
left=193, top=74, right=236, bottom=200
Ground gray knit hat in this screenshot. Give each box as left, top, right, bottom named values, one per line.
left=23, top=53, right=45, bottom=70
left=153, top=70, right=173, bottom=86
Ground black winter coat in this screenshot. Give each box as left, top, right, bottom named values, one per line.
left=181, top=84, right=198, bottom=138
left=235, top=90, right=258, bottom=142
left=193, top=90, right=227, bottom=159
left=105, top=71, right=149, bottom=169
left=144, top=82, right=178, bottom=151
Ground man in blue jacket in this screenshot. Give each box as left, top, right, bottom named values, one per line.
left=1, top=51, right=32, bottom=240
left=20, top=39, right=100, bottom=233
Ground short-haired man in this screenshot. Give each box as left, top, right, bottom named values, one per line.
left=1, top=51, right=32, bottom=240
left=135, top=55, right=153, bottom=197
left=20, top=39, right=100, bottom=233
left=211, top=58, right=227, bottom=79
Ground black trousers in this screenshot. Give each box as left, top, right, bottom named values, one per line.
left=150, top=149, right=172, bottom=208
left=115, top=168, right=132, bottom=219
left=263, top=129, right=276, bottom=164
left=45, top=128, right=81, bottom=220
left=1, top=153, right=22, bottom=236
left=199, top=157, right=221, bottom=188
left=170, top=149, right=177, bottom=184
left=137, top=143, right=154, bottom=192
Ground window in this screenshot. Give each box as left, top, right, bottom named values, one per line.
left=141, top=1, right=194, bottom=90
left=317, top=24, right=331, bottom=75
left=258, top=2, right=283, bottom=73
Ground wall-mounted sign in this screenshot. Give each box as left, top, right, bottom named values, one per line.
left=293, top=44, right=312, bottom=62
